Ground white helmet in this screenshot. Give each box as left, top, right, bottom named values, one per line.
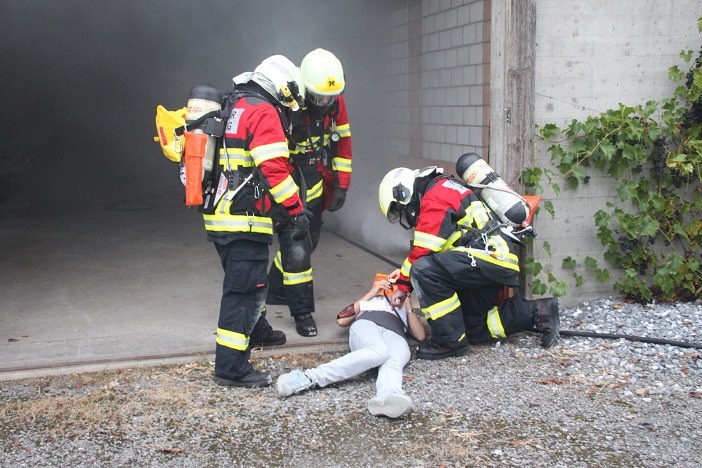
left=378, top=167, right=416, bottom=224
left=300, top=48, right=345, bottom=108
left=253, top=55, right=305, bottom=111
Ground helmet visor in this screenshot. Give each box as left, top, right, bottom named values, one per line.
left=308, top=91, right=337, bottom=108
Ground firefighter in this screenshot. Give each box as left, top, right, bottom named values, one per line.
left=208, top=55, right=309, bottom=387
left=378, top=164, right=560, bottom=360
left=265, top=49, right=352, bottom=337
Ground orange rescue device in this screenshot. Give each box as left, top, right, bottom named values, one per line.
left=184, top=131, right=208, bottom=206
left=374, top=273, right=397, bottom=296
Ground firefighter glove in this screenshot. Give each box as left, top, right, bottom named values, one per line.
left=328, top=189, right=347, bottom=212
left=290, top=209, right=312, bottom=241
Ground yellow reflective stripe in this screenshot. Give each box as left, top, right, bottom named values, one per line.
left=283, top=268, right=313, bottom=285
left=336, top=123, right=351, bottom=137
left=306, top=179, right=324, bottom=201
left=332, top=157, right=352, bottom=172
left=289, top=136, right=326, bottom=154
left=486, top=306, right=507, bottom=338
left=250, top=142, right=289, bottom=165
left=218, top=147, right=253, bottom=167
left=462, top=200, right=491, bottom=229
left=269, top=175, right=299, bottom=203
left=216, top=327, right=249, bottom=350
left=458, top=333, right=466, bottom=341
left=414, top=231, right=445, bottom=252
left=400, top=258, right=412, bottom=277
left=441, top=231, right=462, bottom=252
left=273, top=251, right=283, bottom=272
left=422, top=293, right=461, bottom=321
left=452, top=247, right=520, bottom=271
left=202, top=214, right=273, bottom=234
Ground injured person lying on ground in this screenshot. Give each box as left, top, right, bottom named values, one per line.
left=276, top=273, right=426, bottom=419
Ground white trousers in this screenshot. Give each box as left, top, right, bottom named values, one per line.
left=306, top=319, right=411, bottom=398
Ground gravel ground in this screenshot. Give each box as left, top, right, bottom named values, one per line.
left=1, top=298, right=701, bottom=467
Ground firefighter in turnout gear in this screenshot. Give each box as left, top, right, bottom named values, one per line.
left=266, top=49, right=353, bottom=337
left=379, top=162, right=560, bottom=360
left=208, top=55, right=308, bottom=387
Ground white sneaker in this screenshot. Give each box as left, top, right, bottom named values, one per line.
left=277, top=370, right=313, bottom=398
left=367, top=394, right=413, bottom=418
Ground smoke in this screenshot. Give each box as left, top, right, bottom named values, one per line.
left=0, top=0, right=406, bottom=253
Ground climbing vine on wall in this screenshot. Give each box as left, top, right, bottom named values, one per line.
left=522, top=19, right=702, bottom=302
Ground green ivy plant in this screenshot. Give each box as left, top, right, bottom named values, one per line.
left=523, top=20, right=702, bottom=302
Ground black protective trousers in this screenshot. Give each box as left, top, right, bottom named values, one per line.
left=267, top=201, right=323, bottom=317
left=214, top=240, right=271, bottom=380
left=410, top=250, right=535, bottom=344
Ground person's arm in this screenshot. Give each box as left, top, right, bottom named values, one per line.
left=337, top=279, right=391, bottom=327
left=403, top=296, right=426, bottom=341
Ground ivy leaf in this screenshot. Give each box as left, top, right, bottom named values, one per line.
left=669, top=65, right=685, bottom=82
left=642, top=100, right=658, bottom=117
left=595, top=268, right=611, bottom=283
left=599, top=139, right=616, bottom=160
left=617, top=179, right=639, bottom=202
left=680, top=49, right=693, bottom=62
left=549, top=280, right=568, bottom=297
left=639, top=217, right=660, bottom=237
left=542, top=241, right=552, bottom=258
left=539, top=123, right=561, bottom=141
left=562, top=256, right=577, bottom=270
left=543, top=200, right=555, bottom=219
left=585, top=256, right=598, bottom=269
left=531, top=279, right=547, bottom=296
left=573, top=273, right=584, bottom=287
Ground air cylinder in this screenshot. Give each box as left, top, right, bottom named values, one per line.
left=456, top=153, right=529, bottom=227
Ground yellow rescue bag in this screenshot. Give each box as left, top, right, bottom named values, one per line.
left=154, top=105, right=187, bottom=163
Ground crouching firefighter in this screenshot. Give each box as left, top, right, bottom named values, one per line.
left=199, top=55, right=309, bottom=387
left=266, top=48, right=352, bottom=337
left=379, top=158, right=559, bottom=360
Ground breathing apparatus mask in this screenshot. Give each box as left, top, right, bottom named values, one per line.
left=387, top=184, right=419, bottom=230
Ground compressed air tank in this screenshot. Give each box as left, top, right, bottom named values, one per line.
left=186, top=84, right=223, bottom=183
left=456, top=153, right=529, bottom=227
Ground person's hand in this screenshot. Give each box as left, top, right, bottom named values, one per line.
left=390, top=288, right=408, bottom=307
left=388, top=269, right=401, bottom=282
left=290, top=208, right=312, bottom=241
left=372, top=279, right=392, bottom=295
left=327, top=189, right=347, bottom=212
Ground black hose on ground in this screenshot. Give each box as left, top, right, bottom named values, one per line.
left=558, top=330, right=702, bottom=350
left=328, top=229, right=702, bottom=351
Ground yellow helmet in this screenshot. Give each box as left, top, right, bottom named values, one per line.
left=300, top=48, right=345, bottom=109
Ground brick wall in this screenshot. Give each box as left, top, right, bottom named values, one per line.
left=382, top=0, right=491, bottom=173
left=533, top=0, right=700, bottom=303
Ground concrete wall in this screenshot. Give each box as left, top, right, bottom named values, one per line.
left=382, top=0, right=491, bottom=172
left=533, top=0, right=700, bottom=303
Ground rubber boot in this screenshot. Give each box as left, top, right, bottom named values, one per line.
left=532, top=297, right=560, bottom=348
left=416, top=338, right=470, bottom=360
left=294, top=313, right=317, bottom=337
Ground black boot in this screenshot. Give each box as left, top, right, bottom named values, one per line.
left=416, top=338, right=470, bottom=360
left=249, top=329, right=287, bottom=348
left=294, top=313, right=317, bottom=337
left=532, top=297, right=560, bottom=348
left=213, top=369, right=272, bottom=388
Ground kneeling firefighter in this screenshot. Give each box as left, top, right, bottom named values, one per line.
left=379, top=154, right=559, bottom=360
left=266, top=49, right=352, bottom=337
left=197, top=55, right=309, bottom=387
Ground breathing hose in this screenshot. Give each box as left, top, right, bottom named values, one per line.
left=327, top=229, right=702, bottom=351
